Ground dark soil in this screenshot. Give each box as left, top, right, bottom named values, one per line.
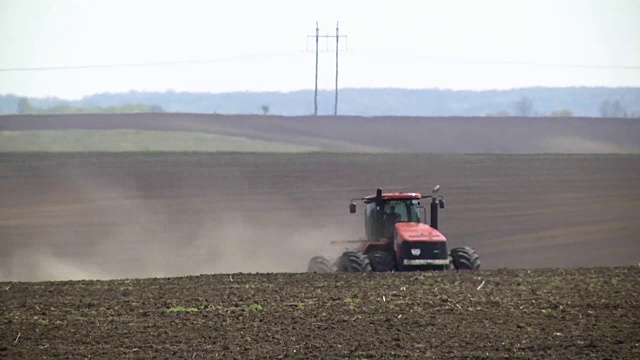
left=1, top=114, right=639, bottom=358
left=1, top=153, right=639, bottom=281
left=1, top=267, right=639, bottom=359
left=2, top=113, right=640, bottom=153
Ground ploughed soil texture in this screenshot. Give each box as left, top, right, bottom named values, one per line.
left=1, top=267, right=639, bottom=359
left=1, top=114, right=639, bottom=358
left=1, top=153, right=639, bottom=281
left=2, top=113, right=640, bottom=153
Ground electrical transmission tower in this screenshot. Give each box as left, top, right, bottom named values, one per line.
left=307, top=21, right=348, bottom=116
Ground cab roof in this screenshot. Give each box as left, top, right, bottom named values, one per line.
left=362, top=192, right=422, bottom=203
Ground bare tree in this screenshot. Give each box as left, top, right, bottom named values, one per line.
left=514, top=96, right=533, bottom=117
left=260, top=104, right=270, bottom=115
left=599, top=99, right=610, bottom=117
left=609, top=100, right=627, bottom=118
left=600, top=99, right=628, bottom=118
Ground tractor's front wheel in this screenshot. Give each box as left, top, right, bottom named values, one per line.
left=307, top=256, right=336, bottom=273
left=336, top=251, right=372, bottom=273
left=450, top=246, right=480, bottom=270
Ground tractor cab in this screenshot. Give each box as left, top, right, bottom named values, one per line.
left=349, top=187, right=445, bottom=241
left=364, top=195, right=422, bottom=240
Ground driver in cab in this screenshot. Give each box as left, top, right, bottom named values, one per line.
left=384, top=205, right=402, bottom=236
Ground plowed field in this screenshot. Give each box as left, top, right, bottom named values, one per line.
left=1, top=114, right=639, bottom=358
left=2, top=113, right=640, bottom=153
left=1, top=153, right=639, bottom=281
left=2, top=268, right=639, bottom=359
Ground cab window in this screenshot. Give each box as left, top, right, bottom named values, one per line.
left=383, top=201, right=408, bottom=221
left=384, top=200, right=421, bottom=223
left=365, top=202, right=378, bottom=240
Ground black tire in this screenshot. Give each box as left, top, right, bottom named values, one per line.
left=367, top=250, right=396, bottom=272
left=307, top=256, right=336, bottom=273
left=336, top=251, right=372, bottom=273
left=450, top=246, right=480, bottom=270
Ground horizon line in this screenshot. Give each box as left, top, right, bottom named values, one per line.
left=3, top=85, right=640, bottom=100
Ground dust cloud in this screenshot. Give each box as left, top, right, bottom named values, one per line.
left=0, top=166, right=352, bottom=282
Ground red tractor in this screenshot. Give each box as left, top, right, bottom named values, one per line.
left=307, top=186, right=480, bottom=273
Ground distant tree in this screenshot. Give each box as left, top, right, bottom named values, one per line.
left=260, top=104, right=270, bottom=115
left=550, top=109, right=573, bottom=117
left=600, top=99, right=628, bottom=118
left=17, top=97, right=34, bottom=114
left=599, top=99, right=610, bottom=117
left=609, top=100, right=627, bottom=118
left=514, top=96, right=534, bottom=117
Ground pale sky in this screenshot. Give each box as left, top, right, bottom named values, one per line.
left=1, top=0, right=639, bottom=99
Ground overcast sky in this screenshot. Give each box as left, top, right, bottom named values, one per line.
left=1, top=0, right=639, bottom=99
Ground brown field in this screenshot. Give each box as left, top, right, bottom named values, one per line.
left=1, top=114, right=639, bottom=358
left=2, top=113, right=640, bottom=153
left=2, top=268, right=639, bottom=359
left=1, top=152, right=639, bottom=281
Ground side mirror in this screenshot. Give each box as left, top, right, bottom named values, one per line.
left=349, top=202, right=356, bottom=214
left=438, top=199, right=445, bottom=209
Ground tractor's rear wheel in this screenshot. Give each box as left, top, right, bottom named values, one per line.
left=450, top=246, right=480, bottom=270
left=336, top=251, right=372, bottom=273
left=307, top=256, right=336, bottom=273
left=367, top=250, right=396, bottom=272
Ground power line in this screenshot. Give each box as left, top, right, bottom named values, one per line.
left=450, top=58, right=640, bottom=70
left=347, top=50, right=640, bottom=70
left=438, top=58, right=640, bottom=70
left=1, top=51, right=637, bottom=74
left=0, top=52, right=303, bottom=72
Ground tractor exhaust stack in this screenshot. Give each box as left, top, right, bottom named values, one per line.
left=430, top=197, right=439, bottom=230
left=428, top=185, right=443, bottom=230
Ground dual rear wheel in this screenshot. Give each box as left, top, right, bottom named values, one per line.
left=306, top=251, right=372, bottom=273
left=307, top=255, right=335, bottom=273
left=307, top=246, right=480, bottom=273
left=336, top=251, right=371, bottom=273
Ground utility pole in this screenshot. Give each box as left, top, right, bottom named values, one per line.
left=334, top=22, right=340, bottom=116
left=314, top=22, right=319, bottom=116
left=307, top=22, right=348, bottom=116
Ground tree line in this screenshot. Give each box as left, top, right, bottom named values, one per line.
left=1, top=87, right=638, bottom=117
left=485, top=96, right=636, bottom=118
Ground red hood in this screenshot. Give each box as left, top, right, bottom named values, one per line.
left=395, top=222, right=446, bottom=242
